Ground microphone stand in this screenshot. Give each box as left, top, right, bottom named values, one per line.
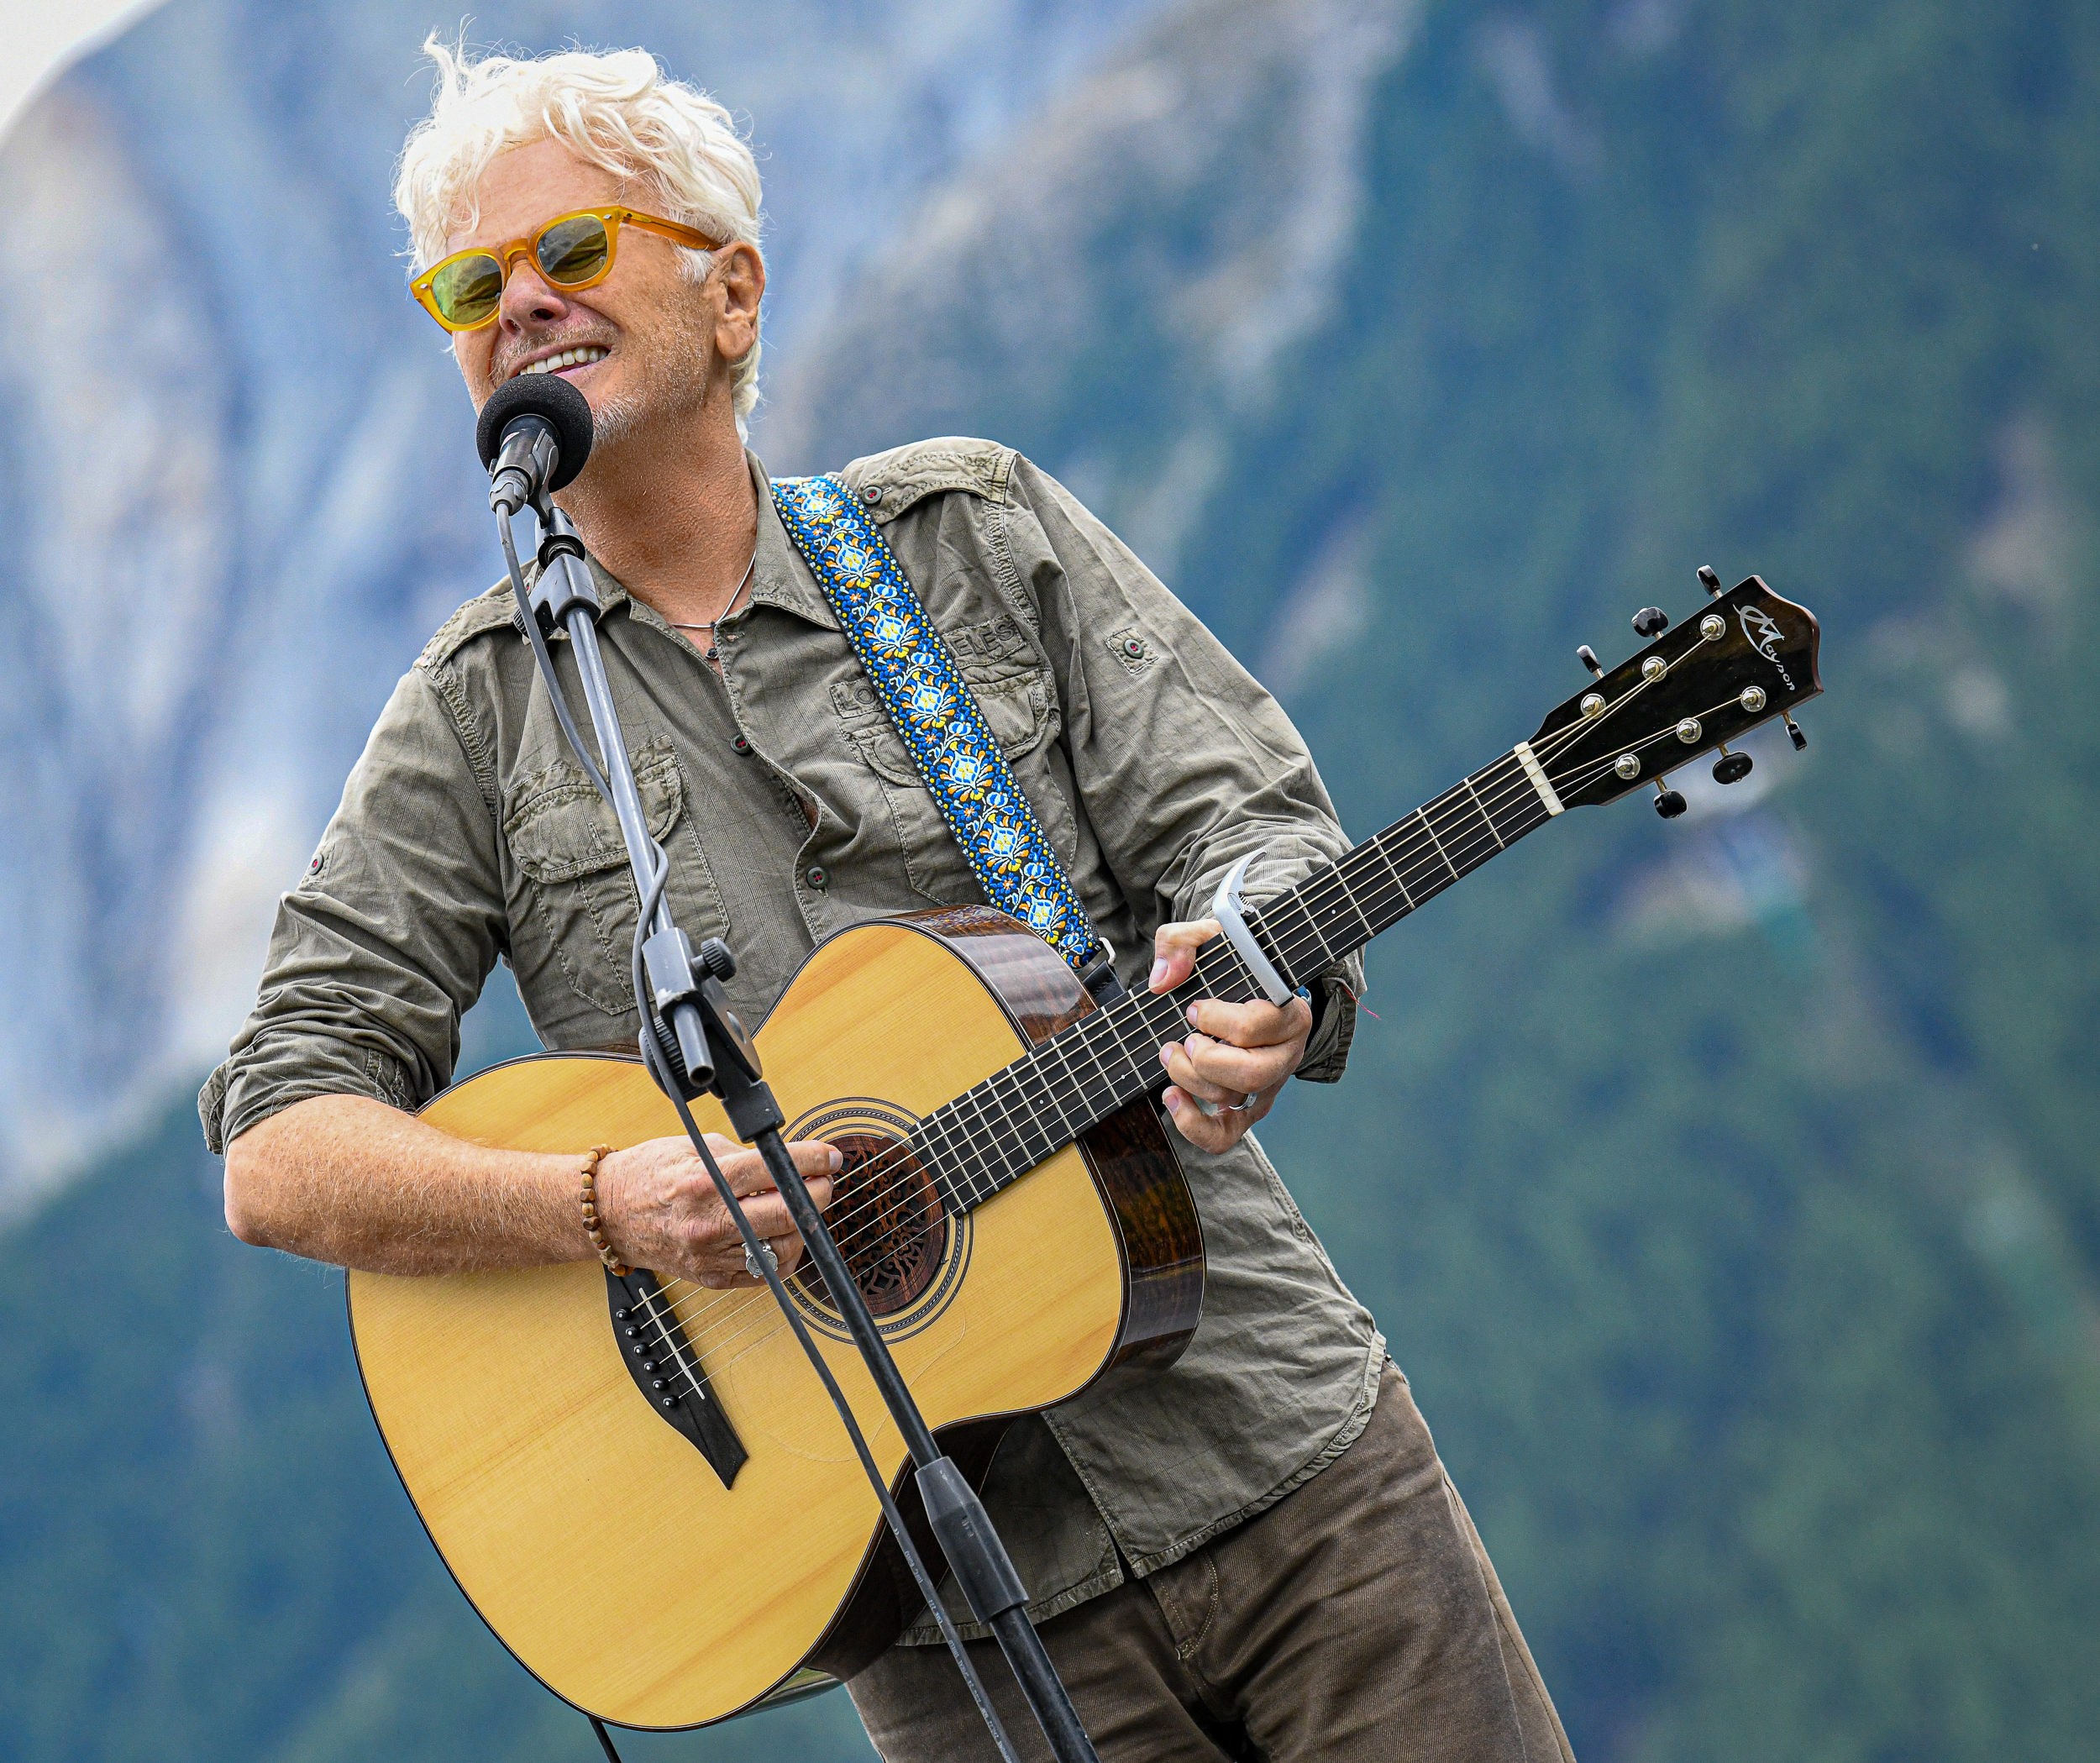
left=512, top=499, right=1100, bottom=1763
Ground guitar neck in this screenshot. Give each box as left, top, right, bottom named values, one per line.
left=915, top=747, right=1562, bottom=1215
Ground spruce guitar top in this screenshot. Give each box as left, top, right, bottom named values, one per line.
left=347, top=575, right=1822, bottom=1729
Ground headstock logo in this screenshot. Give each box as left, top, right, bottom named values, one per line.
left=1737, top=604, right=1795, bottom=691
left=1739, top=605, right=1783, bottom=659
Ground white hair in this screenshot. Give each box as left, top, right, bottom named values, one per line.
left=394, top=38, right=765, bottom=420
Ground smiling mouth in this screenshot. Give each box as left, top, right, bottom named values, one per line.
left=512, top=344, right=609, bottom=381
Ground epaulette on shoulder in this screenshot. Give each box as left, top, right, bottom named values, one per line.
left=836, top=437, right=1015, bottom=524
left=417, top=581, right=520, bottom=670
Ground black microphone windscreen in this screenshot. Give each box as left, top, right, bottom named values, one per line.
left=475, top=373, right=595, bottom=491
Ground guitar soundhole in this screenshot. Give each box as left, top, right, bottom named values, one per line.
left=794, top=1132, right=948, bottom=1317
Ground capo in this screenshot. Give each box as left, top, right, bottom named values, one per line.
left=1210, top=855, right=1294, bottom=1007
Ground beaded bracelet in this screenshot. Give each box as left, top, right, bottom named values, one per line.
left=576, top=1146, right=628, bottom=1276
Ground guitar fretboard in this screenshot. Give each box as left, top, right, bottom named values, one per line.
left=895, top=748, right=1560, bottom=1215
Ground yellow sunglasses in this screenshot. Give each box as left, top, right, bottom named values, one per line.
left=410, top=205, right=722, bottom=333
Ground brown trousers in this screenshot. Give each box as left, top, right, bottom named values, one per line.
left=848, top=1366, right=1574, bottom=1761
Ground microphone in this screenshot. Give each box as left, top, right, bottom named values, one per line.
left=476, top=373, right=595, bottom=515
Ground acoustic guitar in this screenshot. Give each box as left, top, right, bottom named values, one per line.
left=347, top=575, right=1821, bottom=1729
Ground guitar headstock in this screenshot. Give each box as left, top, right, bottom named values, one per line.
left=1527, top=575, right=1822, bottom=815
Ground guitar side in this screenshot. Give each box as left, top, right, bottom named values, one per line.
left=346, top=907, right=1200, bottom=1729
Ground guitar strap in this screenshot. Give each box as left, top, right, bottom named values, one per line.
left=771, top=473, right=1118, bottom=995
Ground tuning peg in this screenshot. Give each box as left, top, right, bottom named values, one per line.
left=1632, top=606, right=1669, bottom=638
left=1782, top=713, right=1807, bottom=751
left=1698, top=564, right=1721, bottom=597
left=1712, top=744, right=1753, bottom=784
left=1653, top=781, right=1688, bottom=818
left=1577, top=644, right=1605, bottom=679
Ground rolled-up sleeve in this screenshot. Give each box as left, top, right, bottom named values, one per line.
left=1000, top=459, right=1363, bottom=1082
left=199, top=660, right=506, bottom=1152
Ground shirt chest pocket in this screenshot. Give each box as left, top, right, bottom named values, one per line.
left=503, top=748, right=714, bottom=1018
left=836, top=658, right=1074, bottom=905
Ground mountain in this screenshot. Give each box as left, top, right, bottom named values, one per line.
left=779, top=0, right=2100, bottom=1754
left=5, top=0, right=2099, bottom=1760
left=0, top=0, right=1162, bottom=1206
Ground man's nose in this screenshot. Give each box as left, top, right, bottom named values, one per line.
left=499, top=258, right=574, bottom=331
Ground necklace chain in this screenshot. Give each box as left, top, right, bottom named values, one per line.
left=669, top=548, right=759, bottom=635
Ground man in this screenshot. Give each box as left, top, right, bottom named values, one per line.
left=206, top=40, right=1572, bottom=1763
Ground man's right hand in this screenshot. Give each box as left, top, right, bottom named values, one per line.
left=596, top=1133, right=840, bottom=1289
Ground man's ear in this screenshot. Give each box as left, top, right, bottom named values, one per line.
left=714, top=243, right=764, bottom=362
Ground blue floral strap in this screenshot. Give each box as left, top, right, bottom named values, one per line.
left=771, top=473, right=1102, bottom=973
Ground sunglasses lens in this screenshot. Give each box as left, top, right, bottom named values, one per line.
left=430, top=253, right=504, bottom=328
left=536, top=215, right=612, bottom=286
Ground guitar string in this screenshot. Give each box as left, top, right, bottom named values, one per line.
left=638, top=694, right=1746, bottom=1382
left=640, top=724, right=1630, bottom=1344
left=646, top=716, right=1646, bottom=1343
left=641, top=761, right=1581, bottom=1358
left=638, top=653, right=1736, bottom=1348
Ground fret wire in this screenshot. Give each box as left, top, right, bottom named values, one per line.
left=904, top=1119, right=970, bottom=1211
left=1417, top=800, right=1461, bottom=882
left=1067, top=999, right=1151, bottom=1108
left=953, top=1073, right=1026, bottom=1192
left=984, top=1063, right=1054, bottom=1173
left=1057, top=1036, right=1120, bottom=1123
left=1084, top=994, right=1157, bottom=1094
left=1263, top=889, right=1329, bottom=986
left=1478, top=753, right=1532, bottom=840
left=1324, top=858, right=1380, bottom=946
left=917, top=1105, right=988, bottom=1209
left=938, top=753, right=1570, bottom=1212
left=1435, top=774, right=1508, bottom=871
left=946, top=1084, right=1010, bottom=1204
left=1038, top=1014, right=1121, bottom=1141
left=1462, top=775, right=1506, bottom=851
left=1011, top=1052, right=1079, bottom=1157
left=939, top=1082, right=1025, bottom=1208
left=1342, top=837, right=1410, bottom=934
left=1453, top=768, right=1520, bottom=856
left=1364, top=829, right=1417, bottom=923
left=1095, top=993, right=1168, bottom=1094
left=1034, top=1028, right=1099, bottom=1124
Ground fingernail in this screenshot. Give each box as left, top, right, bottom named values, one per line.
left=1148, top=958, right=1168, bottom=989
left=828, top=1146, right=843, bottom=1171
left=1163, top=1090, right=1181, bottom=1112
left=1158, top=1044, right=1173, bottom=1070
left=1186, top=1003, right=1200, bottom=1026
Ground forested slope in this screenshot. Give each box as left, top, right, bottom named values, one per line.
left=4, top=1, right=2097, bottom=1759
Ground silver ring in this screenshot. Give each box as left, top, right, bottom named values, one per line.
left=1229, top=1091, right=1259, bottom=1112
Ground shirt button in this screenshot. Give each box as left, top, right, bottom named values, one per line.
left=861, top=484, right=883, bottom=505
left=731, top=734, right=752, bottom=754
left=806, top=865, right=829, bottom=890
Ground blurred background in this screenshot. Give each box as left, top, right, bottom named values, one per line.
left=3, top=0, right=2096, bottom=1758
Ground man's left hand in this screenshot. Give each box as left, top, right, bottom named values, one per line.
left=1150, top=917, right=1311, bottom=1153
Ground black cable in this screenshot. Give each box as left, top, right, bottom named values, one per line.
left=499, top=512, right=613, bottom=807
left=496, top=513, right=1021, bottom=1763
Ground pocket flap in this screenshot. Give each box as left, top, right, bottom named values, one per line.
left=505, top=750, right=684, bottom=884
left=848, top=672, right=1052, bottom=791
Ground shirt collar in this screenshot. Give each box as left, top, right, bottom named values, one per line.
left=744, top=449, right=839, bottom=631
left=525, top=450, right=840, bottom=637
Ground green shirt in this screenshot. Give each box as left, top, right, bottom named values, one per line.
left=201, top=438, right=1384, bottom=1640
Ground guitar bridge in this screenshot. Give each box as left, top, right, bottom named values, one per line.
left=606, top=1269, right=748, bottom=1489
